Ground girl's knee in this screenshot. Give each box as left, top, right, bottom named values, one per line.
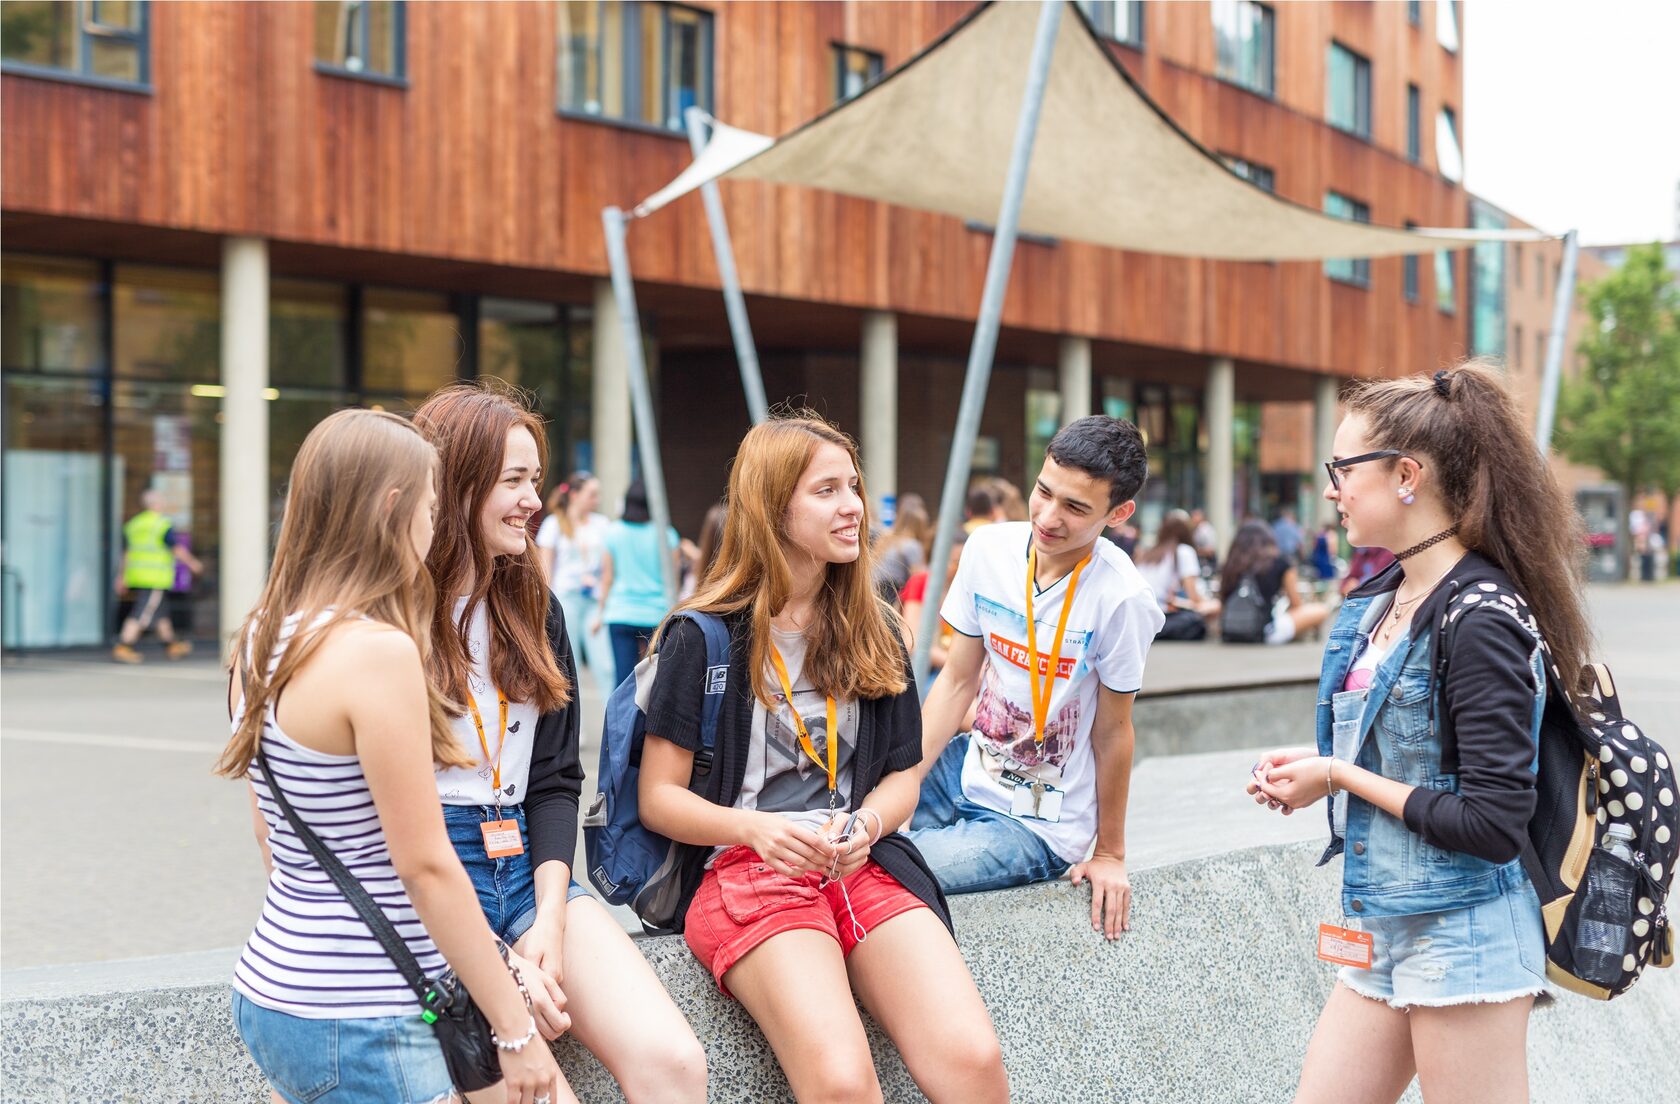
left=614, top=1034, right=708, bottom=1101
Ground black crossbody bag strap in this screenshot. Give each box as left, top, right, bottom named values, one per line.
left=240, top=659, right=433, bottom=1004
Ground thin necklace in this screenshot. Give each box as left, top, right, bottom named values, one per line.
left=1384, top=563, right=1454, bottom=633
left=1396, top=526, right=1459, bottom=561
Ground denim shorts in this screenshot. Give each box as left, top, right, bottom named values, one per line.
left=232, top=991, right=452, bottom=1104
left=441, top=804, right=592, bottom=944
left=903, top=734, right=1072, bottom=895
left=1339, top=879, right=1551, bottom=1009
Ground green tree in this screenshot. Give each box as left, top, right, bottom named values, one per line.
left=1556, top=243, right=1680, bottom=579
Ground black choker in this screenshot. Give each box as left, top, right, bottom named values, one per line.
left=1396, top=526, right=1459, bottom=561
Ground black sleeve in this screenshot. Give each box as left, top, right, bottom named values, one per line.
left=524, top=596, right=586, bottom=873
left=642, top=617, right=708, bottom=753
left=882, top=652, right=925, bottom=775
left=1402, top=606, right=1541, bottom=864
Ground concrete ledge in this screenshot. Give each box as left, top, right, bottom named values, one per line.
left=1132, top=683, right=1318, bottom=757
left=5, top=843, right=1677, bottom=1102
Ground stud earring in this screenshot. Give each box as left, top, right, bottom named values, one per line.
left=1399, top=487, right=1415, bottom=505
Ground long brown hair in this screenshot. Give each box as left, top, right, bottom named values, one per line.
left=413, top=382, right=571, bottom=712
left=544, top=470, right=596, bottom=540
left=667, top=412, right=908, bottom=705
left=885, top=492, right=932, bottom=559
left=1344, top=360, right=1592, bottom=681
left=216, top=410, right=468, bottom=776
left=1136, top=510, right=1195, bottom=566
left=1220, top=520, right=1282, bottom=597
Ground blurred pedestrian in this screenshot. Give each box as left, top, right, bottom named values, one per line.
left=1218, top=521, right=1329, bottom=644
left=1190, top=508, right=1218, bottom=570
left=680, top=500, right=729, bottom=601
left=536, top=470, right=615, bottom=695
left=963, top=484, right=996, bottom=534
left=874, top=492, right=930, bottom=603
left=1271, top=504, right=1304, bottom=564
left=899, top=529, right=967, bottom=673
left=112, top=487, right=203, bottom=663
left=592, top=480, right=680, bottom=686
left=1340, top=544, right=1396, bottom=598
left=988, top=477, right=1028, bottom=522
left=1310, top=522, right=1339, bottom=590
left=1135, top=510, right=1216, bottom=640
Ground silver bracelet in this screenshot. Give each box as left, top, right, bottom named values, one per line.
left=1326, top=758, right=1339, bottom=798
left=491, top=1015, right=538, bottom=1053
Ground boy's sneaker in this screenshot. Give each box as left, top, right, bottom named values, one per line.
left=165, top=641, right=193, bottom=660
left=112, top=644, right=142, bottom=664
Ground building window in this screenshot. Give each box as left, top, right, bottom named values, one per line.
left=1514, top=242, right=1524, bottom=287
left=1437, top=0, right=1460, bottom=53
left=1536, top=253, right=1546, bottom=296
left=558, top=1, right=714, bottom=132
left=1469, top=201, right=1506, bottom=357
left=1407, top=1, right=1421, bottom=26
left=1, top=0, right=149, bottom=87
left=832, top=44, right=882, bottom=104
left=1327, top=42, right=1372, bottom=139
left=1435, top=250, right=1457, bottom=314
left=1212, top=0, right=1273, bottom=98
left=1220, top=154, right=1276, bottom=193
left=1513, top=324, right=1523, bottom=369
left=1406, top=84, right=1421, bottom=162
left=1436, top=106, right=1464, bottom=182
left=1324, top=192, right=1372, bottom=288
left=1077, top=0, right=1144, bottom=48
left=313, top=1, right=405, bottom=81
left=1403, top=221, right=1420, bottom=303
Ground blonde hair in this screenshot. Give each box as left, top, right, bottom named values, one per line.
left=216, top=410, right=469, bottom=777
left=667, top=411, right=908, bottom=705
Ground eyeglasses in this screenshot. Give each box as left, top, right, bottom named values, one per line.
left=1324, top=450, right=1406, bottom=491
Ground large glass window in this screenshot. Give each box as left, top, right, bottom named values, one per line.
left=269, top=280, right=352, bottom=531
left=314, top=1, right=405, bottom=80
left=1437, top=0, right=1460, bottom=53
left=113, top=265, right=220, bottom=384
left=479, top=297, right=596, bottom=478
left=832, top=44, right=882, bottom=104
left=1212, top=0, right=1273, bottom=97
left=1220, top=153, right=1275, bottom=193
left=1436, top=106, right=1464, bottom=183
left=1324, top=193, right=1372, bottom=288
left=1403, top=221, right=1420, bottom=303
left=1, top=255, right=104, bottom=374
left=1435, top=250, right=1457, bottom=314
left=1327, top=42, right=1372, bottom=139
left=361, top=289, right=462, bottom=398
left=1, top=0, right=148, bottom=86
left=557, top=1, right=713, bottom=131
left=1076, top=0, right=1143, bottom=48
left=1406, top=83, right=1421, bottom=162
left=1470, top=202, right=1507, bottom=357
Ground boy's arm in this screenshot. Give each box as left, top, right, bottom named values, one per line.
left=916, top=632, right=987, bottom=780
left=1070, top=685, right=1136, bottom=940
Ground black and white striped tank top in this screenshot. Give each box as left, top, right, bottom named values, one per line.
left=232, top=613, right=446, bottom=1018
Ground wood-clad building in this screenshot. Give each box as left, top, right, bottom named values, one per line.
left=1, top=0, right=1477, bottom=647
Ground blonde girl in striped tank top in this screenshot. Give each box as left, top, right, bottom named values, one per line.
left=217, top=409, right=560, bottom=1104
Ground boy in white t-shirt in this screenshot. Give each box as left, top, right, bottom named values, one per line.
left=906, top=416, right=1163, bottom=939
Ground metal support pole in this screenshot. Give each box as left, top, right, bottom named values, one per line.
left=601, top=206, right=680, bottom=604
left=913, top=0, right=1064, bottom=692
left=1535, top=229, right=1580, bottom=454
left=685, top=107, right=770, bottom=425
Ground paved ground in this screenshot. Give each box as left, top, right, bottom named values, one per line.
left=3, top=583, right=1675, bottom=969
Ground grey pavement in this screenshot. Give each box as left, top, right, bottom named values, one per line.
left=3, top=583, right=1676, bottom=970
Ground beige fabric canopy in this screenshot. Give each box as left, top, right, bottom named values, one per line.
left=634, top=1, right=1549, bottom=260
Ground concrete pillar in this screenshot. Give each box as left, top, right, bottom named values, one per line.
left=1205, top=357, right=1235, bottom=557
left=1057, top=336, right=1092, bottom=424
left=860, top=310, right=898, bottom=509
left=219, top=237, right=269, bottom=641
left=1313, top=375, right=1340, bottom=526
left=592, top=278, right=632, bottom=513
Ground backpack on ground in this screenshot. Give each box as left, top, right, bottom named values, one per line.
left=1219, top=574, right=1270, bottom=643
left=581, top=610, right=730, bottom=932
left=1437, top=583, right=1677, bottom=1000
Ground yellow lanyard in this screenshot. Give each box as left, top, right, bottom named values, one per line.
left=768, top=645, right=838, bottom=801
left=1025, top=545, right=1090, bottom=745
left=465, top=687, right=510, bottom=800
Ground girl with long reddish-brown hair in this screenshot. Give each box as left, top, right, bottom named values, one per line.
left=638, top=412, right=1008, bottom=1103
left=414, top=382, right=705, bottom=1104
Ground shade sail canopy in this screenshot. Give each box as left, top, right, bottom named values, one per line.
left=633, top=1, right=1549, bottom=261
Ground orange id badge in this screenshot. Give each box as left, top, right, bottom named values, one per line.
left=480, top=819, right=524, bottom=858
left=1317, top=923, right=1374, bottom=969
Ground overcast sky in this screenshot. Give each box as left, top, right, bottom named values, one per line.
left=1462, top=0, right=1679, bottom=246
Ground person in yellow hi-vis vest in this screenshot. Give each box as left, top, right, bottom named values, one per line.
left=113, top=488, right=203, bottom=663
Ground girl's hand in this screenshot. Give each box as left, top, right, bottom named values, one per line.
left=1254, top=756, right=1335, bottom=813
left=1247, top=746, right=1318, bottom=812
left=515, top=909, right=567, bottom=987
left=506, top=950, right=570, bottom=1041
left=495, top=1034, right=562, bottom=1104
left=821, top=811, right=874, bottom=881
left=741, top=811, right=835, bottom=877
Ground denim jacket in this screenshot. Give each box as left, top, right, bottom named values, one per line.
left=1314, top=582, right=1542, bottom=918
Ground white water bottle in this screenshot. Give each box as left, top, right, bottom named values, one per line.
left=1604, top=822, right=1636, bottom=863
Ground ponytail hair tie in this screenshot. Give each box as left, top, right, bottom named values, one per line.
left=558, top=482, right=570, bottom=495
left=1433, top=370, right=1452, bottom=399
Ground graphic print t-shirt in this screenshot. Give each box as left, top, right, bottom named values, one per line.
left=941, top=522, right=1164, bottom=862
left=435, top=597, right=542, bottom=807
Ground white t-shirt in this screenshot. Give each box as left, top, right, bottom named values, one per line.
left=535, top=512, right=609, bottom=599
left=435, top=597, right=543, bottom=807
left=941, top=522, right=1164, bottom=862
left=1135, top=543, right=1201, bottom=610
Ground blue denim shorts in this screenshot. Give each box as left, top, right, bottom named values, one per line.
left=903, top=734, right=1073, bottom=895
left=232, top=991, right=452, bottom=1104
left=1339, top=879, right=1551, bottom=1009
left=442, top=804, right=592, bottom=944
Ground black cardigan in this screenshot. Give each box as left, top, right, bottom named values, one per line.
left=642, top=612, right=952, bottom=936
left=521, top=594, right=586, bottom=874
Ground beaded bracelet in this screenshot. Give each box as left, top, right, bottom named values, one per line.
left=492, top=1016, right=539, bottom=1053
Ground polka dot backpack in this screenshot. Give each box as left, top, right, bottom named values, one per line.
left=1438, top=582, right=1677, bottom=1000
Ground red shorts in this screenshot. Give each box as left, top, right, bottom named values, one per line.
left=683, top=845, right=927, bottom=997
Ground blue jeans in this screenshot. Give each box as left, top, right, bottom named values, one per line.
left=232, top=991, right=451, bottom=1104
left=557, top=587, right=616, bottom=697
left=607, top=622, right=657, bottom=688
left=442, top=804, right=591, bottom=944
left=904, top=734, right=1072, bottom=894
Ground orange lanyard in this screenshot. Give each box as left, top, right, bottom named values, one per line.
left=465, top=687, right=510, bottom=800
left=768, top=645, right=839, bottom=802
left=1025, top=545, right=1090, bottom=745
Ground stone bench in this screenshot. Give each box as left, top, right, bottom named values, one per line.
left=4, top=842, right=1675, bottom=1102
